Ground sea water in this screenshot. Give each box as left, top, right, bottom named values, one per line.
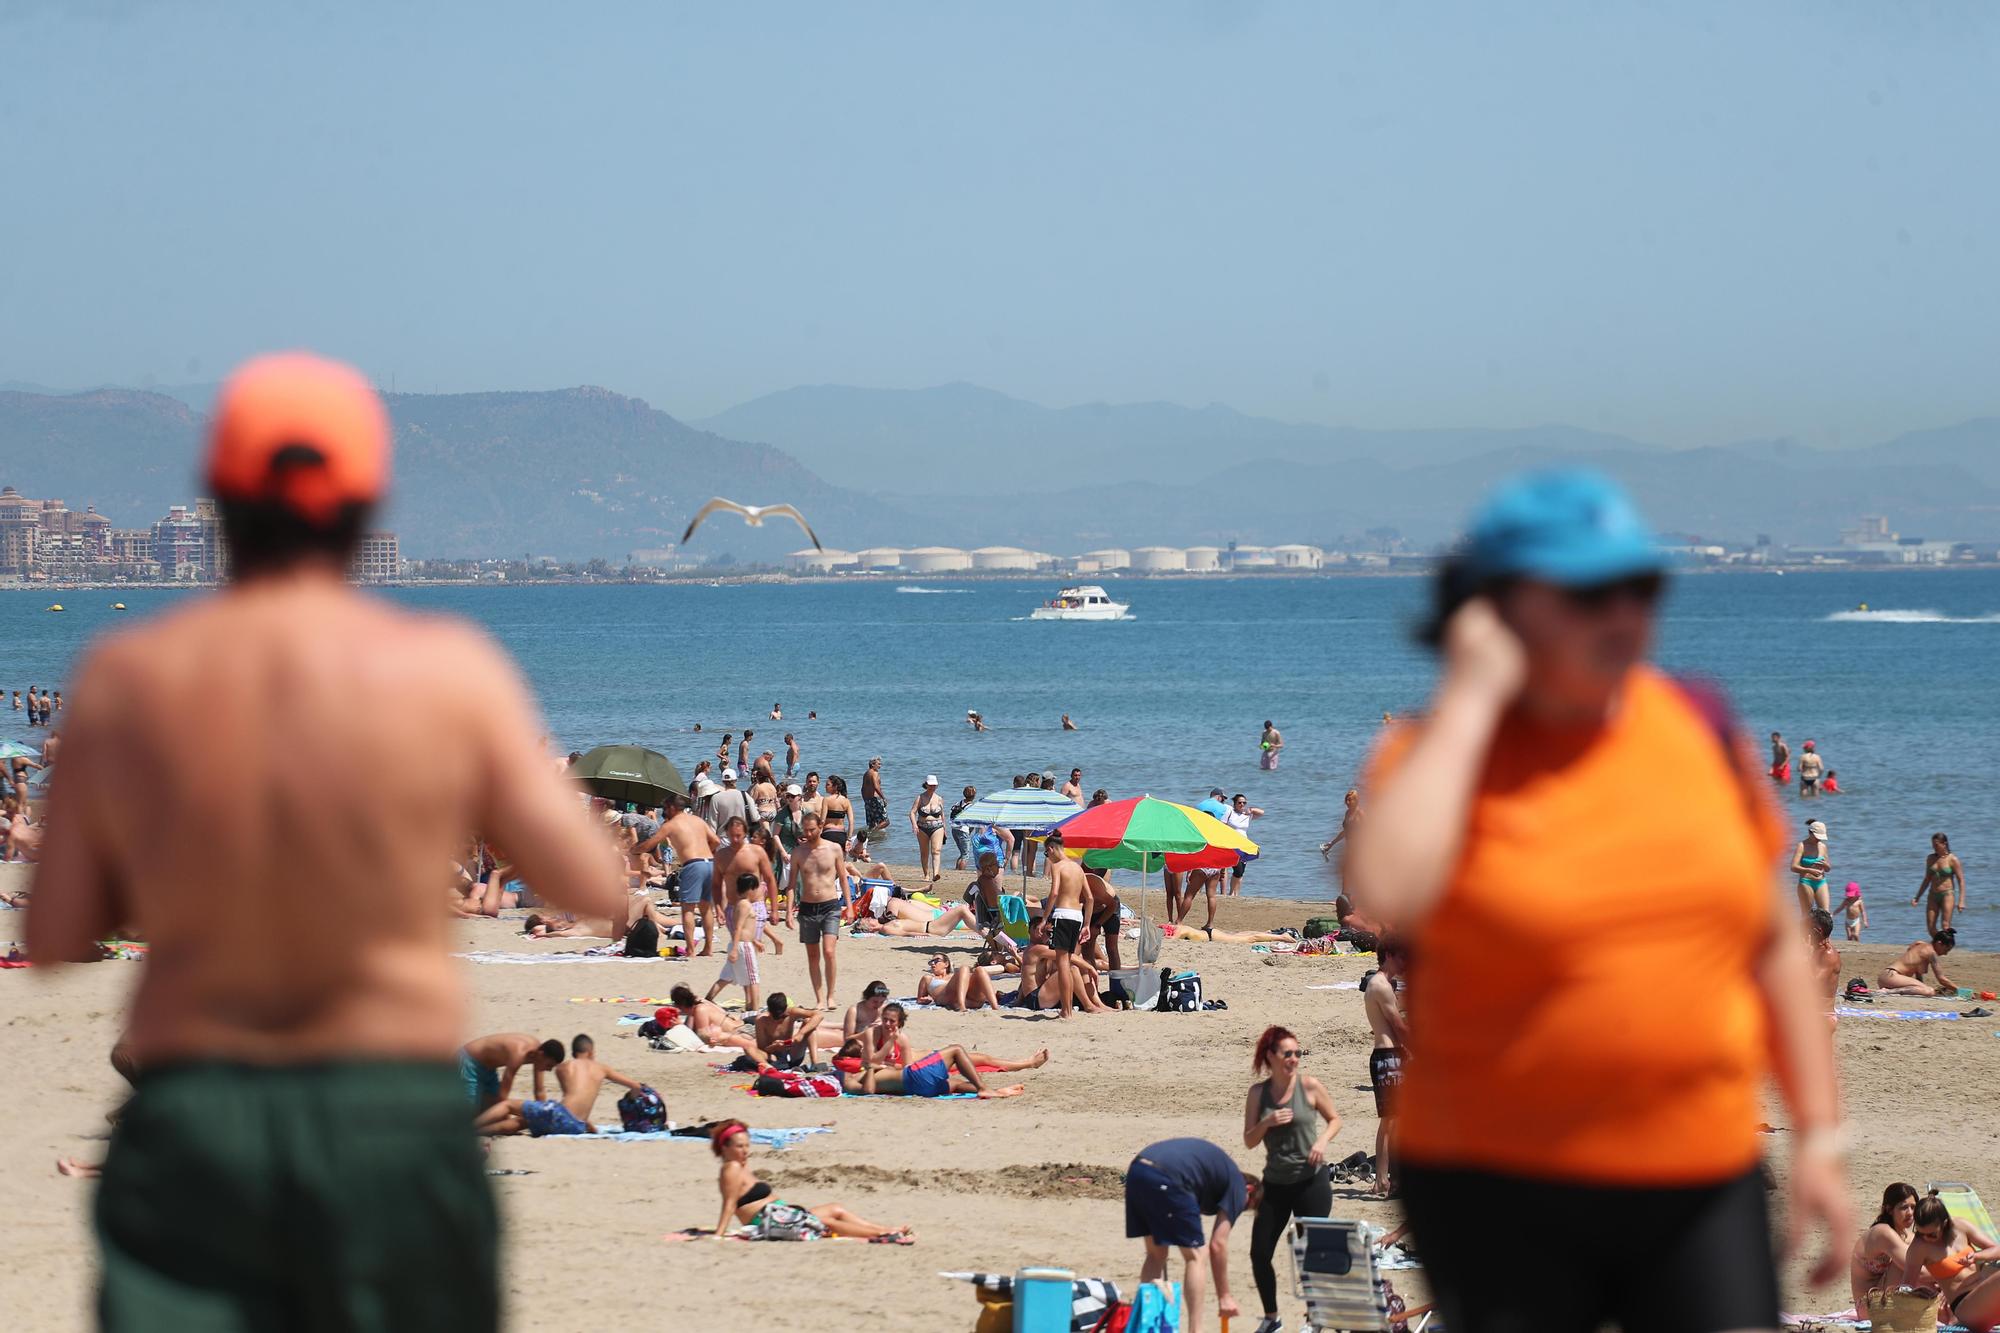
left=5, top=570, right=1997, bottom=949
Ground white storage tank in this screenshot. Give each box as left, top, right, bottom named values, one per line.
left=1183, top=545, right=1222, bottom=572
left=855, top=547, right=904, bottom=570
left=1229, top=545, right=1276, bottom=569
left=1130, top=546, right=1188, bottom=572
left=970, top=545, right=1038, bottom=571
left=1082, top=548, right=1130, bottom=571
left=788, top=548, right=856, bottom=573
left=1271, top=544, right=1324, bottom=570
left=901, top=546, right=972, bottom=573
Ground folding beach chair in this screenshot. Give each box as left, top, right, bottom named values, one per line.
left=970, top=891, right=1029, bottom=964
left=1289, top=1217, right=1425, bottom=1333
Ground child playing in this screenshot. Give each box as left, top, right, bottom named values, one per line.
left=1842, top=881, right=1868, bottom=942
left=1823, top=770, right=1842, bottom=795
left=707, top=872, right=763, bottom=1012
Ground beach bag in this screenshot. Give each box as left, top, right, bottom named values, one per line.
left=1304, top=916, right=1342, bottom=939
left=616, top=1085, right=668, bottom=1133
left=1845, top=978, right=1873, bottom=1002
left=1159, top=969, right=1202, bottom=1013
left=1865, top=1286, right=1938, bottom=1333
left=1124, top=1281, right=1180, bottom=1333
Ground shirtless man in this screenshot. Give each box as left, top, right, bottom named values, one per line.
left=753, top=993, right=835, bottom=1069
left=1878, top=929, right=1959, bottom=997
left=1259, top=720, right=1284, bottom=770
left=462, top=1033, right=565, bottom=1134
left=1083, top=868, right=1122, bottom=973
left=26, top=353, right=626, bottom=1329
left=637, top=792, right=721, bottom=956
left=799, top=771, right=824, bottom=821
left=737, top=730, right=753, bottom=775
left=1061, top=714, right=1077, bottom=731
left=861, top=756, right=888, bottom=846
left=1321, top=788, right=1362, bottom=861
left=1040, top=830, right=1090, bottom=1019
left=968, top=709, right=986, bottom=732
left=783, top=733, right=799, bottom=779
left=1807, top=909, right=1841, bottom=1026
left=488, top=1033, right=643, bottom=1137
left=1364, top=938, right=1411, bottom=1197
left=1770, top=731, right=1791, bottom=785
left=715, top=815, right=783, bottom=937
left=787, top=812, right=848, bottom=1008
left=1060, top=767, right=1083, bottom=802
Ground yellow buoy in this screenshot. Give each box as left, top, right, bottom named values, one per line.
left=1857, top=602, right=1868, bottom=612
left=46, top=603, right=63, bottom=612
left=111, top=602, right=127, bottom=610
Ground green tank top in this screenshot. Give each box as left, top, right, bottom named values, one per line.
left=1258, top=1075, right=1318, bottom=1184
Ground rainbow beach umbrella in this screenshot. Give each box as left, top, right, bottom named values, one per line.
left=1048, top=796, right=1258, bottom=1004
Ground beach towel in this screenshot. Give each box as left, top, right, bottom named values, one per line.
left=1929, top=1180, right=1999, bottom=1239
left=1834, top=1005, right=1959, bottom=1021
left=1307, top=982, right=1363, bottom=991
left=665, top=1225, right=911, bottom=1244
left=566, top=996, right=678, bottom=1004
left=534, top=1126, right=830, bottom=1149
left=455, top=949, right=663, bottom=965
left=943, top=1273, right=1120, bottom=1332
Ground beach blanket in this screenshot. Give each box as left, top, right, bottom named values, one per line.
left=533, top=1126, right=831, bottom=1149
left=567, top=996, right=678, bottom=1004
left=942, top=1273, right=1119, bottom=1331
left=1834, top=1005, right=1959, bottom=1021
left=664, top=1226, right=912, bottom=1244
left=456, top=949, right=663, bottom=965
left=1307, top=982, right=1363, bottom=991
left=1930, top=1181, right=1999, bottom=1239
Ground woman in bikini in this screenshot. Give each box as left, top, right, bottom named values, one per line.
left=915, top=952, right=1003, bottom=1011
left=710, top=1120, right=910, bottom=1240
left=852, top=899, right=982, bottom=937
left=1791, top=819, right=1831, bottom=914
left=1902, top=1193, right=2000, bottom=1323
left=819, top=775, right=853, bottom=849
left=909, top=776, right=948, bottom=883
left=1913, top=833, right=1967, bottom=936
left=1850, top=1182, right=1917, bottom=1315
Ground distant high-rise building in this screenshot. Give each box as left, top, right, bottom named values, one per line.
left=350, top=532, right=402, bottom=583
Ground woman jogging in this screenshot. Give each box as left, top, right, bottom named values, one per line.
left=1347, top=470, right=1848, bottom=1333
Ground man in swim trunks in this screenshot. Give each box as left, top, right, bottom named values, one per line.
left=637, top=792, right=721, bottom=956
left=843, top=1040, right=1026, bottom=1098
left=461, top=1032, right=565, bottom=1133
left=716, top=814, right=782, bottom=934
left=787, top=812, right=848, bottom=1009
left=1040, top=830, right=1090, bottom=1019
left=861, top=756, right=888, bottom=847
left=1877, top=929, right=1959, bottom=997
left=753, top=993, right=835, bottom=1070
left=26, top=353, right=628, bottom=1331
left=1083, top=868, right=1123, bottom=973
left=489, top=1033, right=645, bottom=1137
left=1770, top=731, right=1791, bottom=784
left=1365, top=938, right=1411, bottom=1198
left=1124, top=1137, right=1249, bottom=1333
left=783, top=732, right=798, bottom=779
left=1260, top=720, right=1283, bottom=770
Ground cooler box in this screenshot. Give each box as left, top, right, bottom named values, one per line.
left=1013, top=1267, right=1074, bottom=1332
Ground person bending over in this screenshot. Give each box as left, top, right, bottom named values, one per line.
left=1877, top=929, right=1958, bottom=996
left=487, top=1033, right=642, bottom=1137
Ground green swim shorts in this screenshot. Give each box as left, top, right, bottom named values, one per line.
left=97, top=1061, right=498, bottom=1332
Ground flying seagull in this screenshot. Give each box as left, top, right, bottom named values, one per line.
left=680, top=497, right=823, bottom=551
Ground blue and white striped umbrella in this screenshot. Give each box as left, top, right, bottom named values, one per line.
left=949, top=786, right=1080, bottom=831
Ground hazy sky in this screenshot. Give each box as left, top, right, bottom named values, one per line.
left=2, top=2, right=1995, bottom=446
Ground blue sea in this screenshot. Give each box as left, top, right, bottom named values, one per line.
left=6, top=571, right=1998, bottom=948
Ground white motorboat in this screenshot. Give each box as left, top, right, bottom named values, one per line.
left=1029, top=584, right=1131, bottom=621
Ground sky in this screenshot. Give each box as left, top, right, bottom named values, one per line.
left=1, top=2, right=1995, bottom=448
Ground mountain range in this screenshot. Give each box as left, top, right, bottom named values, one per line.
left=1, top=380, right=1997, bottom=559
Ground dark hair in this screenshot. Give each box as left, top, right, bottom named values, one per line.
left=1915, top=1194, right=1958, bottom=1245
left=881, top=1002, right=907, bottom=1022
left=1090, top=789, right=1108, bottom=805
left=709, top=1118, right=747, bottom=1156
left=1011, top=774, right=1025, bottom=787
left=1807, top=909, right=1834, bottom=942
left=1378, top=934, right=1410, bottom=964
left=1044, top=829, right=1063, bottom=846
left=863, top=980, right=889, bottom=998
left=1934, top=927, right=1957, bottom=951
left=571, top=1033, right=593, bottom=1056
left=1934, top=832, right=1951, bottom=851
left=537, top=1039, right=564, bottom=1065
left=828, top=775, right=847, bottom=796
left=670, top=984, right=698, bottom=1009
left=1252, top=1025, right=1299, bottom=1074
left=1876, top=1182, right=1919, bottom=1227
left=724, top=815, right=746, bottom=832
left=1417, top=553, right=1507, bottom=650
left=766, top=993, right=788, bottom=1016
left=219, top=495, right=371, bottom=579
left=734, top=872, right=759, bottom=893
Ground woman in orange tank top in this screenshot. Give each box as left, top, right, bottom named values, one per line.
left=1346, top=470, right=1849, bottom=1333
left=1903, top=1194, right=2000, bottom=1322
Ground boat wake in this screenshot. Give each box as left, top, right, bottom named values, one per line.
left=896, top=585, right=969, bottom=595
left=1823, top=609, right=2000, bottom=624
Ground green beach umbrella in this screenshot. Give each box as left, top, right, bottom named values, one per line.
left=570, top=744, right=687, bottom=808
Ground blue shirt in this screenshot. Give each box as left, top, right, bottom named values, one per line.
left=1196, top=798, right=1229, bottom=822
left=1137, top=1138, right=1248, bottom=1222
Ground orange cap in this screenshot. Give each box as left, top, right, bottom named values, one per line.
left=206, top=352, right=390, bottom=523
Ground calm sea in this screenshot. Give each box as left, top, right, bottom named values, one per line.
left=6, top=571, right=1997, bottom=948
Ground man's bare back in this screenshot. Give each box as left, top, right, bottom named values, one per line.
left=552, top=1052, right=637, bottom=1127
left=29, top=576, right=626, bottom=1066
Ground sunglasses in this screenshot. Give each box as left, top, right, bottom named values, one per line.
left=1279, top=1048, right=1309, bottom=1060
left=1558, top=572, right=1664, bottom=612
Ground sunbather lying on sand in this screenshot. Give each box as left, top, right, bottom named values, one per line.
left=852, top=901, right=982, bottom=936
left=710, top=1119, right=911, bottom=1241
left=1161, top=923, right=1299, bottom=945
left=916, top=952, right=1005, bottom=1010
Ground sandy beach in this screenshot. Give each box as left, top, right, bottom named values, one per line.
left=4, top=865, right=1997, bottom=1331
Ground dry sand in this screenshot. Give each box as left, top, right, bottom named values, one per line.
left=4, top=864, right=1999, bottom=1331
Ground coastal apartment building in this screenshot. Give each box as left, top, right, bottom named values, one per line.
left=0, top=486, right=397, bottom=583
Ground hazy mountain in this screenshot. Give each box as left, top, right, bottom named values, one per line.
left=0, top=386, right=918, bottom=560
left=695, top=382, right=1663, bottom=494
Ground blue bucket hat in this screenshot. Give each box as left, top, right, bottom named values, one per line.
left=1463, top=469, right=1664, bottom=586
